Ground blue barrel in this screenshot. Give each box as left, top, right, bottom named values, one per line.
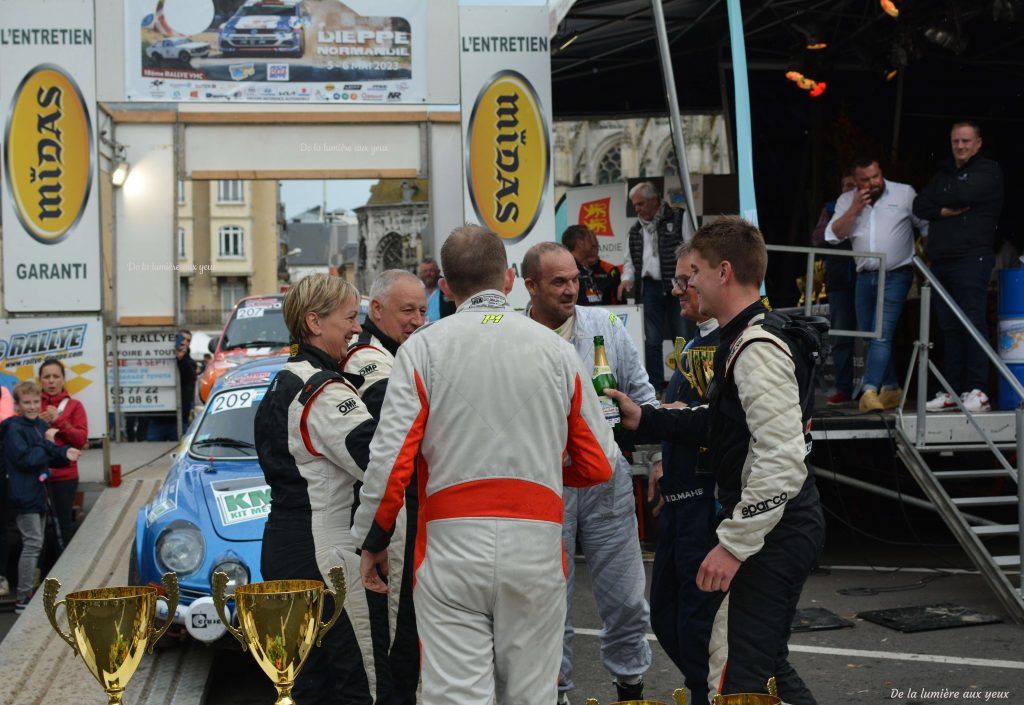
left=997, top=268, right=1024, bottom=410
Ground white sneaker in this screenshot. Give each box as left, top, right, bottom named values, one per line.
left=925, top=391, right=957, bottom=412
left=961, top=389, right=991, bottom=413
left=556, top=693, right=570, bottom=705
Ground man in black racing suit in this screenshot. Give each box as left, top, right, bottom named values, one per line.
left=608, top=217, right=824, bottom=705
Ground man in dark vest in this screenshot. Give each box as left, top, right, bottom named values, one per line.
left=618, top=182, right=694, bottom=390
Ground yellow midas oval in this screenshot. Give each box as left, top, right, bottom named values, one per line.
left=3, top=64, right=94, bottom=244
left=465, top=70, right=550, bottom=243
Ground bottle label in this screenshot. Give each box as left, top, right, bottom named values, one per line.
left=599, top=394, right=620, bottom=427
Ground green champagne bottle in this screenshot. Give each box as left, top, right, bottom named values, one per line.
left=592, top=336, right=620, bottom=429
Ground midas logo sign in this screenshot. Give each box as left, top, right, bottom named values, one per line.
left=3, top=64, right=94, bottom=244
left=466, top=70, right=549, bottom=243
left=579, top=197, right=613, bottom=236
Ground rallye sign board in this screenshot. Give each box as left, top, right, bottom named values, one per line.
left=459, top=4, right=555, bottom=308
left=0, top=316, right=107, bottom=437
left=0, top=0, right=101, bottom=312
left=125, top=0, right=426, bottom=104
left=106, top=329, right=179, bottom=413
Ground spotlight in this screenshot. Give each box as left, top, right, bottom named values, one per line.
left=885, top=68, right=899, bottom=81
left=111, top=160, right=130, bottom=187
left=880, top=0, right=899, bottom=18
left=809, top=81, right=827, bottom=97
left=924, top=25, right=966, bottom=53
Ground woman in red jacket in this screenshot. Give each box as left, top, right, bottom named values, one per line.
left=39, top=358, right=89, bottom=554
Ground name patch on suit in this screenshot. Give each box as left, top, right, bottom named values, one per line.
left=337, top=399, right=358, bottom=415
left=358, top=363, right=378, bottom=376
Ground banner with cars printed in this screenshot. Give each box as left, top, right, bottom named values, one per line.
left=0, top=0, right=101, bottom=312
left=125, top=0, right=427, bottom=103
left=0, top=316, right=107, bottom=437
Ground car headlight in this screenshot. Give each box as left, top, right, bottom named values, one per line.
left=156, top=522, right=205, bottom=576
left=212, top=560, right=249, bottom=596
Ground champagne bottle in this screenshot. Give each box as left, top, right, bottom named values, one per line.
left=592, top=336, right=620, bottom=429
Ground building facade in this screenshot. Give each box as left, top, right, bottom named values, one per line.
left=177, top=179, right=279, bottom=326
left=354, top=179, right=429, bottom=292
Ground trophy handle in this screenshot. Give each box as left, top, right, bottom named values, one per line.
left=316, top=566, right=347, bottom=647
left=148, top=572, right=180, bottom=653
left=211, top=571, right=248, bottom=651
left=711, top=696, right=724, bottom=705
left=767, top=676, right=778, bottom=697
left=672, top=687, right=689, bottom=705
left=42, top=578, right=77, bottom=654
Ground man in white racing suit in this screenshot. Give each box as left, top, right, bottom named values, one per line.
left=352, top=225, right=620, bottom=705
left=523, top=242, right=655, bottom=704
left=343, top=269, right=426, bottom=705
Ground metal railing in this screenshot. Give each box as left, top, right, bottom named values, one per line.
left=899, top=255, right=1024, bottom=593
left=765, top=244, right=886, bottom=339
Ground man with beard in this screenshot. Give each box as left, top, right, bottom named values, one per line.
left=344, top=269, right=427, bottom=705
left=562, top=224, right=621, bottom=306
left=522, top=242, right=656, bottom=705
left=826, top=158, right=928, bottom=413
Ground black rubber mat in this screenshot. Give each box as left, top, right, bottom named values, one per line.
left=791, top=607, right=855, bottom=632
left=856, top=602, right=1003, bottom=633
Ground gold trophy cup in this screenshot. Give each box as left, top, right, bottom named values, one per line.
left=212, top=567, right=346, bottom=705
left=586, top=687, right=688, bottom=705
left=711, top=677, right=781, bottom=705
left=43, top=572, right=179, bottom=705
left=682, top=345, right=717, bottom=400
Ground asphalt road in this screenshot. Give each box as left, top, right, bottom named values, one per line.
left=202, top=552, right=1024, bottom=705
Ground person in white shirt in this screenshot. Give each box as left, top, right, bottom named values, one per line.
left=826, top=157, right=929, bottom=413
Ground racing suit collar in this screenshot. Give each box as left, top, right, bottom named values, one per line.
left=456, top=290, right=511, bottom=312
left=291, top=342, right=343, bottom=374
left=360, top=317, right=400, bottom=357
left=720, top=299, right=770, bottom=345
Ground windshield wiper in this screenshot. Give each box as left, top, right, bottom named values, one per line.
left=192, top=437, right=256, bottom=449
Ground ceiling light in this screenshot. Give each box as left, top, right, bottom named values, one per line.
left=880, top=0, right=900, bottom=18
left=559, top=32, right=579, bottom=51
left=885, top=68, right=899, bottom=81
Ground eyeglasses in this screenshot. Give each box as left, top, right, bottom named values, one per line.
left=671, top=276, right=691, bottom=290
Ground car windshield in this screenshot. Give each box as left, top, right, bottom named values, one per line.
left=221, top=300, right=289, bottom=350
left=238, top=4, right=295, bottom=16
left=189, top=386, right=266, bottom=458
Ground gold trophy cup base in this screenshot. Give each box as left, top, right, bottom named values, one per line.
left=586, top=688, right=688, bottom=705
left=273, top=684, right=296, bottom=705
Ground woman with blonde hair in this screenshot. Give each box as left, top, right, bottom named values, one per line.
left=254, top=274, right=394, bottom=705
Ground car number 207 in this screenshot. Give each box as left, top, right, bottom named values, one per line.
left=211, top=389, right=265, bottom=414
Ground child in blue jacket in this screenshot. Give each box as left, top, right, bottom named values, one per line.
left=2, top=380, right=79, bottom=612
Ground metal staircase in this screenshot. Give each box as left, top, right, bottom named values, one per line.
left=895, top=257, right=1024, bottom=623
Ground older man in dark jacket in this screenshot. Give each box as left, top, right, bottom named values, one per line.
left=618, top=182, right=694, bottom=390
left=914, top=121, right=1004, bottom=413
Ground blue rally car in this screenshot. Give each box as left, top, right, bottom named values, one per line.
left=130, top=355, right=287, bottom=644
left=218, top=0, right=310, bottom=57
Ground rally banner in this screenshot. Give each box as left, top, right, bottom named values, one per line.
left=125, top=0, right=427, bottom=104
left=0, top=0, right=101, bottom=312
left=562, top=183, right=632, bottom=270
left=0, top=316, right=107, bottom=438
left=459, top=3, right=555, bottom=307
left=105, top=328, right=179, bottom=413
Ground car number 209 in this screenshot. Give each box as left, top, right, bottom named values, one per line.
left=211, top=389, right=266, bottom=414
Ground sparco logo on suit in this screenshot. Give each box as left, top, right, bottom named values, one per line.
left=465, top=70, right=549, bottom=244
left=3, top=63, right=93, bottom=244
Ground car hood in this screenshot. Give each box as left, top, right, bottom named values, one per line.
left=227, top=15, right=293, bottom=31
left=217, top=345, right=289, bottom=363
left=183, top=459, right=270, bottom=541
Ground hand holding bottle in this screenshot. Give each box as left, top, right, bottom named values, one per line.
left=603, top=389, right=640, bottom=430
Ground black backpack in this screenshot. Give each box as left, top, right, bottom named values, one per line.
left=758, top=312, right=831, bottom=416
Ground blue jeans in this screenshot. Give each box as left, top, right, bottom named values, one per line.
left=641, top=279, right=690, bottom=389
left=930, top=255, right=994, bottom=395
left=828, top=287, right=857, bottom=395
left=855, top=267, right=913, bottom=392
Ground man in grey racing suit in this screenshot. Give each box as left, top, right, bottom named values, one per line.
left=352, top=226, right=620, bottom=705
left=523, top=242, right=656, bottom=704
